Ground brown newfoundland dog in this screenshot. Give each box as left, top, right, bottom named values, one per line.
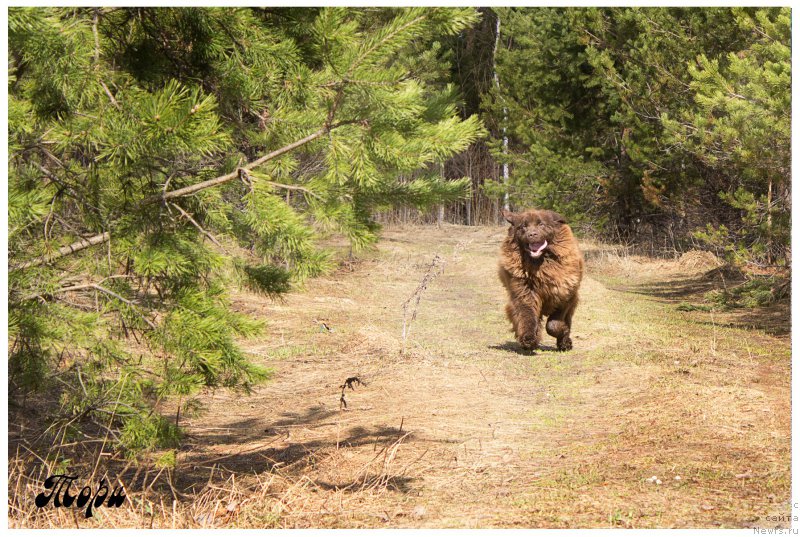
left=498, top=209, right=583, bottom=351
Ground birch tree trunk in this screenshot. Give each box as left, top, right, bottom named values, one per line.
left=493, top=12, right=510, bottom=216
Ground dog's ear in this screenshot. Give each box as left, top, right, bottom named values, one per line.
left=546, top=210, right=567, bottom=225
left=502, top=209, right=522, bottom=226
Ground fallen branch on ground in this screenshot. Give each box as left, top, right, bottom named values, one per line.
left=339, top=376, right=366, bottom=410
left=401, top=253, right=445, bottom=353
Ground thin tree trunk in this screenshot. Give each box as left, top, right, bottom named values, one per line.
left=466, top=182, right=472, bottom=226
left=465, top=156, right=473, bottom=226
left=767, top=176, right=774, bottom=264
left=492, top=12, right=510, bottom=215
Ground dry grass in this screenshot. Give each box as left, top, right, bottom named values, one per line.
left=9, top=224, right=791, bottom=528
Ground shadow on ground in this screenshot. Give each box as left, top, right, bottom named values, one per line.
left=690, top=304, right=790, bottom=337
left=605, top=268, right=790, bottom=337
left=488, top=341, right=558, bottom=354
left=605, top=267, right=734, bottom=299
left=148, top=405, right=438, bottom=494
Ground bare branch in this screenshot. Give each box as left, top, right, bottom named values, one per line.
left=265, top=181, right=322, bottom=200
left=92, top=8, right=120, bottom=111
left=160, top=126, right=330, bottom=201
left=170, top=202, right=228, bottom=252
left=92, top=8, right=100, bottom=66
left=151, top=119, right=360, bottom=203
left=100, top=80, right=121, bottom=110
left=401, top=253, right=445, bottom=353
left=11, top=232, right=111, bottom=271
left=24, top=282, right=157, bottom=330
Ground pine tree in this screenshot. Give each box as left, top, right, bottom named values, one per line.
left=483, top=8, right=610, bottom=229
left=662, top=7, right=791, bottom=265
left=8, top=7, right=484, bottom=456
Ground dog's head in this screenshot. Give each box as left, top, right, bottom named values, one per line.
left=503, top=209, right=567, bottom=260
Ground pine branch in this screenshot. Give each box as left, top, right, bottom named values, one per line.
left=11, top=232, right=111, bottom=271
left=347, top=11, right=428, bottom=77
left=264, top=181, right=323, bottom=200
left=90, top=284, right=158, bottom=330
left=170, top=202, right=228, bottom=252
left=23, top=282, right=157, bottom=330
left=159, top=120, right=359, bottom=201
left=11, top=120, right=361, bottom=271
left=36, top=164, right=103, bottom=214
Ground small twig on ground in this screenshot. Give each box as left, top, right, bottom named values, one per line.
left=401, top=253, right=445, bottom=353
left=339, top=376, right=366, bottom=410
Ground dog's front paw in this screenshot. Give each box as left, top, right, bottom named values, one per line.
left=519, top=333, right=539, bottom=351
left=556, top=336, right=573, bottom=351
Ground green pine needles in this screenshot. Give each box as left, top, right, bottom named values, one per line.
left=8, top=7, right=485, bottom=456
left=487, top=7, right=790, bottom=262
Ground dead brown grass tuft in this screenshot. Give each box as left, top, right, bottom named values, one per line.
left=677, top=249, right=724, bottom=270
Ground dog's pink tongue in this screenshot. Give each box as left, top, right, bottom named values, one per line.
left=529, top=240, right=548, bottom=258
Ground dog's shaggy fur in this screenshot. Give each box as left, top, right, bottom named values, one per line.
left=498, top=209, right=584, bottom=351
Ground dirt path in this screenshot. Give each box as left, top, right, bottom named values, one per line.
left=179, top=225, right=790, bottom=529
